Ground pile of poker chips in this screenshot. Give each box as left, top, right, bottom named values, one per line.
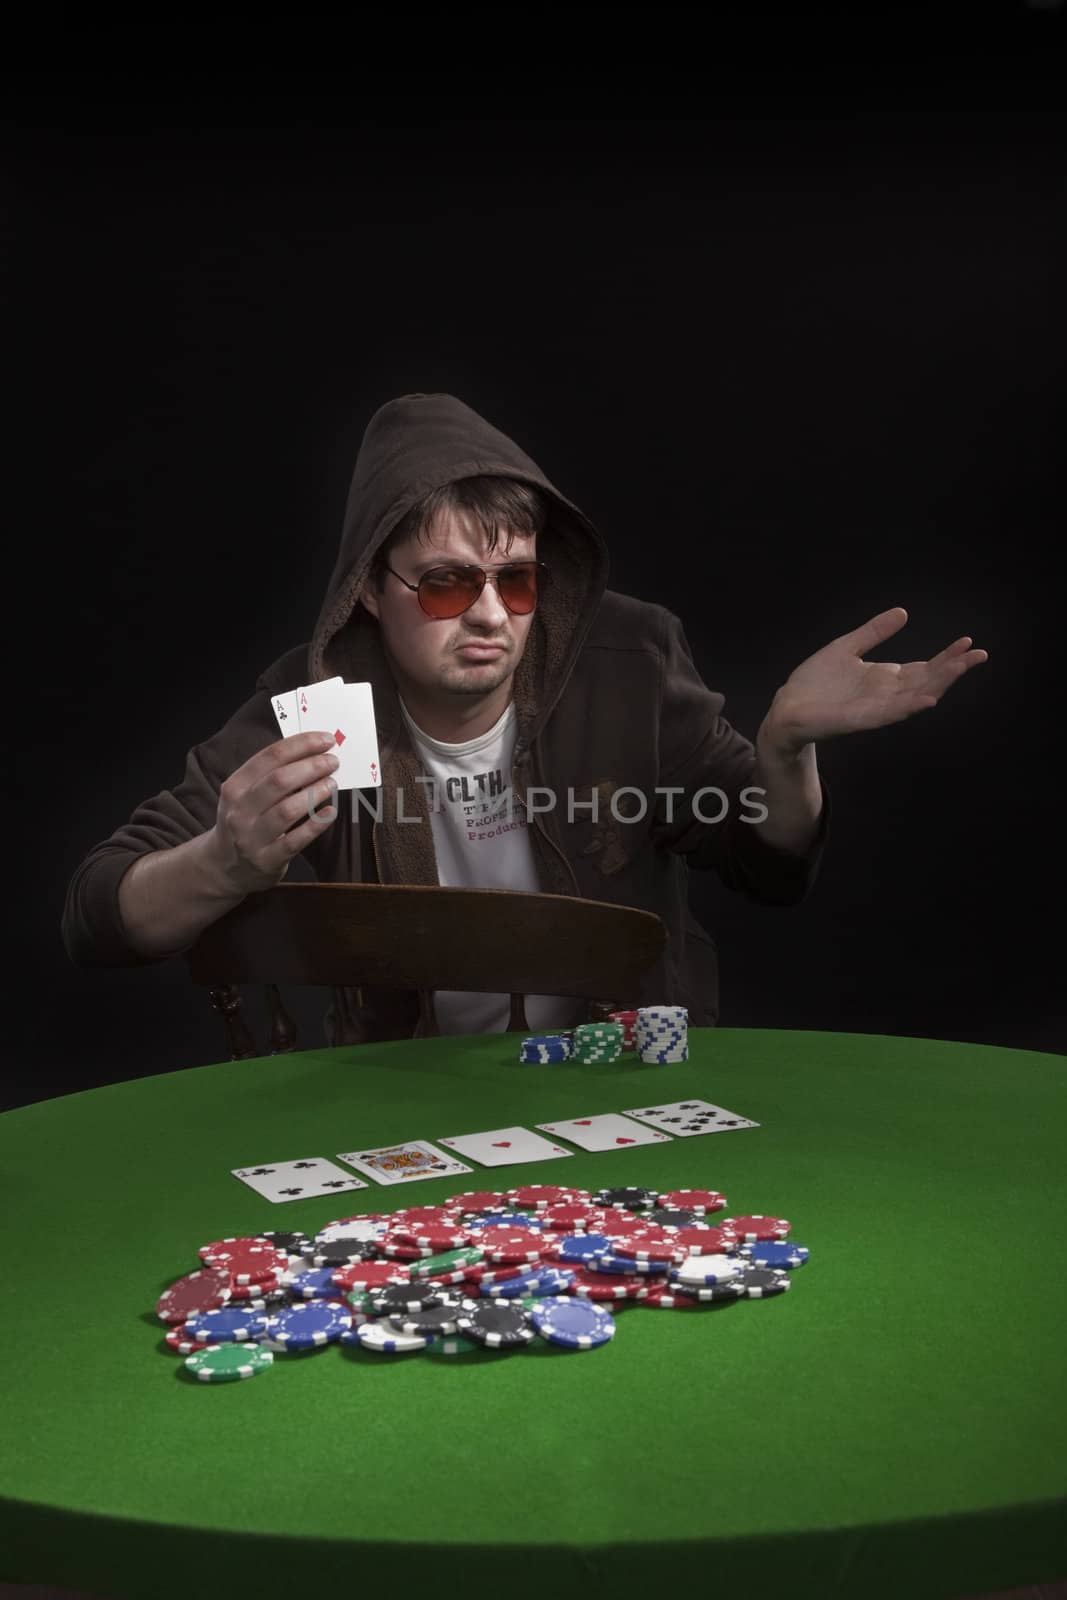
left=518, top=1005, right=688, bottom=1065
left=154, top=1182, right=809, bottom=1383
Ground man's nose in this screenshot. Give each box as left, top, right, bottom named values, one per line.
left=463, top=577, right=511, bottom=627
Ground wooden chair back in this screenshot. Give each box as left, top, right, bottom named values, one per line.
left=185, top=882, right=667, bottom=1059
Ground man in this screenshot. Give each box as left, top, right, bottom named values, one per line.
left=61, top=392, right=987, bottom=1044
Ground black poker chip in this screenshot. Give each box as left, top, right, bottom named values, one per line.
left=307, top=1237, right=381, bottom=1267
left=642, top=1208, right=699, bottom=1228
left=254, top=1231, right=311, bottom=1257
left=593, top=1186, right=659, bottom=1211
left=369, top=1281, right=449, bottom=1316
left=392, top=1303, right=467, bottom=1337
left=454, top=1299, right=535, bottom=1348
left=660, top=1276, right=745, bottom=1304
left=734, top=1264, right=792, bottom=1299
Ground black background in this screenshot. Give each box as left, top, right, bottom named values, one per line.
left=7, top=11, right=1065, bottom=1110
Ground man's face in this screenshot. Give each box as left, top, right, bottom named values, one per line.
left=360, top=509, right=538, bottom=709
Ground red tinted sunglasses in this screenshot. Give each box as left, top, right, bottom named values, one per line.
left=383, top=560, right=550, bottom=619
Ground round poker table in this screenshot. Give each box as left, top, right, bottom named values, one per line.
left=1, top=1026, right=1065, bottom=1600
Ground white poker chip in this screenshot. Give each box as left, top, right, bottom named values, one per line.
left=315, top=1218, right=389, bottom=1246
left=352, top=1320, right=435, bottom=1354
left=673, top=1253, right=744, bottom=1287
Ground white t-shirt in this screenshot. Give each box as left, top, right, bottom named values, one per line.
left=398, top=697, right=588, bottom=1037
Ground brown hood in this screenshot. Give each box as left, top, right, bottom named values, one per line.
left=308, top=392, right=610, bottom=754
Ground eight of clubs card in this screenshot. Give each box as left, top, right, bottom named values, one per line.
left=621, top=1099, right=760, bottom=1135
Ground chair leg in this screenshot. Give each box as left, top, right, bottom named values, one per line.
left=417, top=989, right=440, bottom=1037
left=208, top=985, right=259, bottom=1060
left=265, top=984, right=298, bottom=1054
left=507, top=993, right=529, bottom=1032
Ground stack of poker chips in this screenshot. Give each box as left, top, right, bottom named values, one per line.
left=518, top=1033, right=574, bottom=1063
left=635, top=1005, right=688, bottom=1064
left=153, top=1184, right=809, bottom=1383
left=607, top=1009, right=639, bottom=1048
left=570, top=1021, right=625, bottom=1064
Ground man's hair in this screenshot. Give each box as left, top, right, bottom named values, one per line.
left=368, top=476, right=548, bottom=593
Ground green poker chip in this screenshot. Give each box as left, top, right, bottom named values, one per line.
left=184, top=1343, right=274, bottom=1383
left=425, top=1333, right=482, bottom=1356
left=410, top=1246, right=486, bottom=1279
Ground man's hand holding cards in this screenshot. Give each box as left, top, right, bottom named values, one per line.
left=271, top=677, right=382, bottom=792
left=207, top=680, right=380, bottom=896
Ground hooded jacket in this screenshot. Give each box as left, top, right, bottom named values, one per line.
left=61, top=393, right=831, bottom=1044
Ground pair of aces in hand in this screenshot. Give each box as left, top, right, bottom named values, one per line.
left=271, top=677, right=381, bottom=791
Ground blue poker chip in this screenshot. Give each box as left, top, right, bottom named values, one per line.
left=586, top=1251, right=668, bottom=1276
left=466, top=1212, right=543, bottom=1230
left=553, top=1233, right=612, bottom=1264
left=283, top=1266, right=342, bottom=1300
left=529, top=1297, right=616, bottom=1350
left=264, top=1300, right=352, bottom=1349
left=527, top=1267, right=575, bottom=1294
left=183, top=1305, right=272, bottom=1343
left=739, top=1241, right=810, bottom=1269
left=482, top=1265, right=575, bottom=1299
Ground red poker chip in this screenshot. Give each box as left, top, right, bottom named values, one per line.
left=228, top=1273, right=284, bottom=1300
left=443, top=1191, right=509, bottom=1214
left=198, top=1234, right=269, bottom=1261
left=391, top=1224, right=472, bottom=1251
left=164, top=1322, right=202, bottom=1353
left=569, top=1265, right=648, bottom=1301
left=656, top=1189, right=727, bottom=1214
left=156, top=1267, right=232, bottom=1324
left=594, top=1211, right=652, bottom=1239
left=457, top=1261, right=525, bottom=1285
left=724, top=1215, right=790, bottom=1241
left=198, top=1241, right=290, bottom=1284
left=540, top=1203, right=602, bottom=1231
left=380, top=1240, right=434, bottom=1260
left=475, top=1227, right=548, bottom=1263
left=611, top=1229, right=685, bottom=1262
left=667, top=1225, right=739, bottom=1256
left=389, top=1206, right=464, bottom=1229
left=331, top=1260, right=413, bottom=1292
left=505, top=1184, right=581, bottom=1208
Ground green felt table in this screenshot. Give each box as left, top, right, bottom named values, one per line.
left=1, top=1027, right=1065, bottom=1600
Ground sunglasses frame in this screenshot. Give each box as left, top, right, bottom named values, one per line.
left=383, top=559, right=551, bottom=619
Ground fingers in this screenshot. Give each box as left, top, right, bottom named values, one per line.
left=837, top=606, right=909, bottom=656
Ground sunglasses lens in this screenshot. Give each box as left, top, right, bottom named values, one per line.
left=418, top=569, right=480, bottom=618
left=418, top=564, right=541, bottom=618
left=498, top=565, right=539, bottom=613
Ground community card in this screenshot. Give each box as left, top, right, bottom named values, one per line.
left=336, top=1140, right=472, bottom=1186
left=621, top=1099, right=760, bottom=1136
left=536, top=1113, right=671, bottom=1152
left=231, top=1157, right=369, bottom=1204
left=438, top=1126, right=575, bottom=1168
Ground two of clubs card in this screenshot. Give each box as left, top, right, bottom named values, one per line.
left=231, top=1102, right=758, bottom=1203
left=271, top=675, right=382, bottom=790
